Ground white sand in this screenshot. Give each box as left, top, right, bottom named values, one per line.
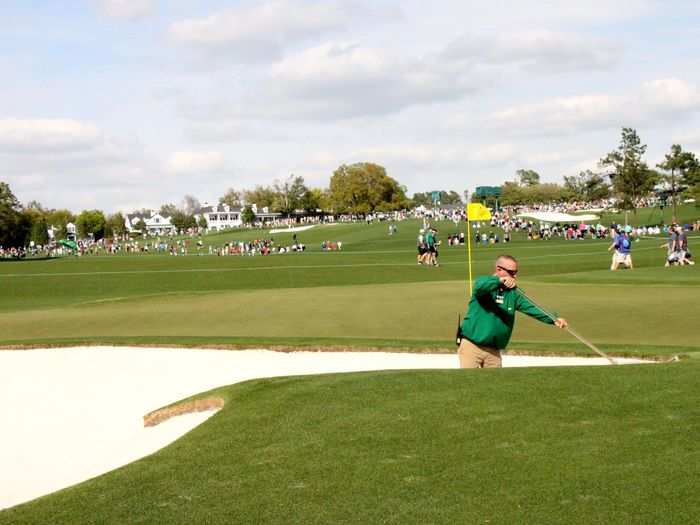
left=268, top=225, right=316, bottom=234
left=516, top=211, right=600, bottom=222
left=0, top=347, right=650, bottom=509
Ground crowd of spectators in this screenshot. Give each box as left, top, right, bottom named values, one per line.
left=321, top=241, right=342, bottom=251
left=0, top=246, right=28, bottom=259
left=208, top=239, right=306, bottom=256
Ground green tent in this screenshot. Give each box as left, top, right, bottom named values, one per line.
left=58, top=239, right=78, bottom=251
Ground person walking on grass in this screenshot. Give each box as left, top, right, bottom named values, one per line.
left=610, top=230, right=633, bottom=270
left=457, top=255, right=568, bottom=368
left=427, top=227, right=440, bottom=266
left=607, top=226, right=621, bottom=270
left=417, top=228, right=427, bottom=265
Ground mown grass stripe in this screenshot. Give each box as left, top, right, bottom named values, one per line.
left=0, top=245, right=666, bottom=278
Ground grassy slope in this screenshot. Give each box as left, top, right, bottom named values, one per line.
left=596, top=203, right=699, bottom=226
left=3, top=365, right=699, bottom=524
left=1, top=218, right=697, bottom=354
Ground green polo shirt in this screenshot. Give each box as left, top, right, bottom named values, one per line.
left=461, top=276, right=556, bottom=350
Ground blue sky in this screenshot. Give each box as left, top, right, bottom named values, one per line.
left=3, top=0, right=700, bottom=213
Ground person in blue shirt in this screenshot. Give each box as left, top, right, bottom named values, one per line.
left=611, top=230, right=633, bottom=270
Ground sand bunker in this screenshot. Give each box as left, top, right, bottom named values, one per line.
left=516, top=211, right=600, bottom=222
left=268, top=225, right=316, bottom=234
left=0, top=347, right=650, bottom=509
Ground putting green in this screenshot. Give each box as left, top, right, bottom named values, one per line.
left=1, top=217, right=697, bottom=352
left=1, top=277, right=697, bottom=351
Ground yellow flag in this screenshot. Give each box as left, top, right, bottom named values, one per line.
left=467, top=203, right=492, bottom=221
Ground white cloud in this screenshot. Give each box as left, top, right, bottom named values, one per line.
left=460, top=1, right=661, bottom=27
left=95, top=0, right=154, bottom=20
left=442, top=30, right=623, bottom=73
left=487, top=78, right=700, bottom=135
left=489, top=94, right=618, bottom=134
left=180, top=42, right=482, bottom=122
left=671, top=130, right=700, bottom=150
left=339, top=143, right=514, bottom=171
left=638, top=78, right=700, bottom=111
left=0, top=119, right=103, bottom=153
left=177, top=30, right=620, bottom=125
left=165, top=151, right=225, bottom=175
left=169, top=1, right=354, bottom=62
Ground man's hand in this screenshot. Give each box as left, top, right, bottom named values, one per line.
left=554, top=318, right=568, bottom=329
left=499, top=276, right=517, bottom=289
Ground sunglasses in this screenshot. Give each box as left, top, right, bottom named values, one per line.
left=497, top=265, right=518, bottom=277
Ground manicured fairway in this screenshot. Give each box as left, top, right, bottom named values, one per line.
left=1, top=218, right=698, bottom=357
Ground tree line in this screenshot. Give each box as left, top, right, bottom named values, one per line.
left=493, top=128, right=700, bottom=222
left=3, top=129, right=699, bottom=248
left=0, top=186, right=132, bottom=248
left=0, top=162, right=463, bottom=247
left=220, top=163, right=414, bottom=216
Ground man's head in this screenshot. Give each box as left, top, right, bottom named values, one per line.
left=494, top=255, right=518, bottom=278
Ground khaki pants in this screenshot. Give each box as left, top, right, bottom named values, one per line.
left=458, top=338, right=502, bottom=368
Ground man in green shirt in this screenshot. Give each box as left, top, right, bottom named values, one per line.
left=458, top=255, right=568, bottom=368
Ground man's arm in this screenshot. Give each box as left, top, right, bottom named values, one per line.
left=514, top=292, right=557, bottom=325
left=472, top=276, right=501, bottom=296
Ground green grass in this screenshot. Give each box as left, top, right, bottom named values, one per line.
left=2, top=219, right=698, bottom=355
left=1, top=213, right=699, bottom=523
left=597, top=203, right=699, bottom=226
left=1, top=279, right=698, bottom=352
left=3, top=366, right=700, bottom=524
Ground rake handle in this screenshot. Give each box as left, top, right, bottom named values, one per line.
left=516, top=287, right=617, bottom=365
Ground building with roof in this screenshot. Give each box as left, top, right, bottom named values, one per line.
left=199, top=203, right=283, bottom=230
left=199, top=203, right=243, bottom=231
left=124, top=212, right=176, bottom=235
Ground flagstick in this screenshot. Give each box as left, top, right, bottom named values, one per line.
left=465, top=200, right=490, bottom=296
left=466, top=214, right=473, bottom=295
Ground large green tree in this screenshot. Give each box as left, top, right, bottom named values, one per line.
left=30, top=217, right=50, bottom=246
left=135, top=219, right=148, bottom=234
left=328, top=163, right=408, bottom=214
left=499, top=181, right=567, bottom=206
left=244, top=185, right=276, bottom=209
left=219, top=188, right=242, bottom=208
left=170, top=210, right=197, bottom=232
left=300, top=188, right=327, bottom=212
left=45, top=209, right=76, bottom=240
left=159, top=203, right=178, bottom=216
left=516, top=169, right=541, bottom=186
left=563, top=170, right=610, bottom=202
left=108, top=212, right=127, bottom=238
left=682, top=159, right=700, bottom=189
left=442, top=190, right=463, bottom=205
left=0, top=182, right=32, bottom=247
left=499, top=181, right=524, bottom=206
left=241, top=205, right=256, bottom=224
left=412, top=190, right=463, bottom=207
left=528, top=183, right=566, bottom=204
left=411, top=192, right=433, bottom=207
left=273, top=175, right=308, bottom=215
left=599, top=127, right=658, bottom=212
left=657, top=144, right=699, bottom=222
left=76, top=209, right=107, bottom=240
